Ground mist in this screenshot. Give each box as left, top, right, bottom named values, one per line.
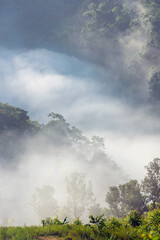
left=0, top=47, right=160, bottom=225
left=0, top=115, right=127, bottom=225
left=0, top=0, right=160, bottom=227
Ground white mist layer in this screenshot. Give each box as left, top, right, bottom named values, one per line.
left=0, top=48, right=160, bottom=225
left=0, top=144, right=125, bottom=226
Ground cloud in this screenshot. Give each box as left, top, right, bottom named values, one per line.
left=0, top=48, right=160, bottom=225
left=0, top=49, right=96, bottom=119
left=0, top=48, right=160, bottom=136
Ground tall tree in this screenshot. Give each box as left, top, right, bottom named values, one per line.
left=29, top=185, right=58, bottom=221
left=106, top=180, right=146, bottom=217
left=141, top=158, right=160, bottom=209
left=65, top=172, right=93, bottom=220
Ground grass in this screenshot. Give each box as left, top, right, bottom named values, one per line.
left=0, top=209, right=160, bottom=240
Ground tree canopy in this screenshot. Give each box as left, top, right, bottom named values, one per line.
left=29, top=185, right=58, bottom=220
left=65, top=172, right=94, bottom=220
left=106, top=158, right=160, bottom=217
left=141, top=158, right=160, bottom=208
left=106, top=180, right=146, bottom=217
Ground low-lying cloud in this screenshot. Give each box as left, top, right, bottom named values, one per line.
left=0, top=47, right=160, bottom=225
left=0, top=48, right=158, bottom=135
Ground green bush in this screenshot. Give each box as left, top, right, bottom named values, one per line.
left=42, top=216, right=68, bottom=226
left=72, top=218, right=83, bottom=226
left=147, top=209, right=160, bottom=230
left=127, top=210, right=142, bottom=227
left=2, top=210, right=160, bottom=240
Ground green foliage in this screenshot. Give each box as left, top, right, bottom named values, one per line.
left=0, top=102, right=39, bottom=132
left=81, top=0, right=132, bottom=38
left=106, top=158, right=160, bottom=220
left=141, top=158, right=160, bottom=208
left=147, top=209, right=160, bottom=231
left=72, top=218, right=83, bottom=225
left=53, top=217, right=69, bottom=225
left=105, top=185, right=122, bottom=217
left=42, top=217, right=53, bottom=226
left=42, top=216, right=68, bottom=226
left=44, top=112, right=93, bottom=151
left=2, top=210, right=160, bottom=239
left=106, top=180, right=146, bottom=218
left=107, top=217, right=122, bottom=229
left=89, top=214, right=106, bottom=231
left=127, top=210, right=142, bottom=227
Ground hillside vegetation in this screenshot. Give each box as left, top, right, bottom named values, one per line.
left=0, top=101, right=160, bottom=238
left=1, top=209, right=160, bottom=239
left=0, top=102, right=117, bottom=168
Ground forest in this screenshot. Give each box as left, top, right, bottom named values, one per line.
left=1, top=0, right=160, bottom=239
left=0, top=102, right=160, bottom=239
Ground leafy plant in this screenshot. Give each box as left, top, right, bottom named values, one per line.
left=42, top=217, right=68, bottom=226
left=89, top=215, right=106, bottom=231
left=147, top=209, right=160, bottom=230
left=72, top=218, right=83, bottom=225
left=127, top=210, right=142, bottom=227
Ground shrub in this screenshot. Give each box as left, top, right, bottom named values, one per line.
left=107, top=217, right=122, bottom=229
left=72, top=218, right=83, bottom=225
left=42, top=217, right=68, bottom=226
left=147, top=209, right=160, bottom=231
left=127, top=210, right=142, bottom=227
left=89, top=215, right=106, bottom=231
